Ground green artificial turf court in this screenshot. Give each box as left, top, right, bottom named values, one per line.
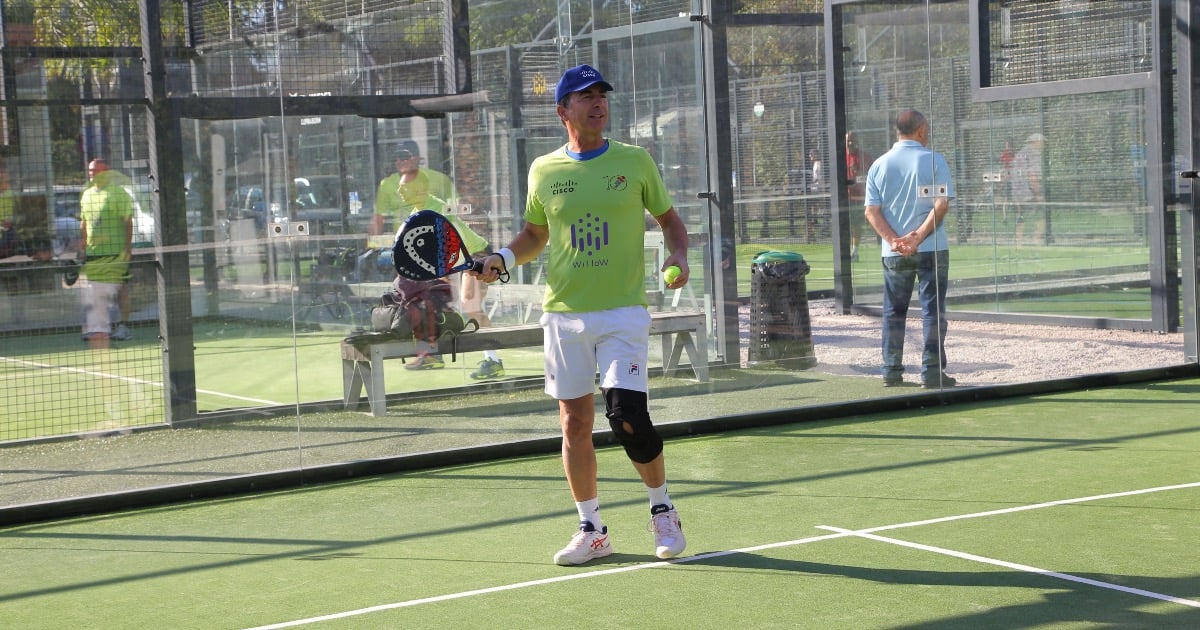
left=2, top=377, right=1198, bottom=629
left=0, top=319, right=548, bottom=439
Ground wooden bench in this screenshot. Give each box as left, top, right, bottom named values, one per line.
left=341, top=311, right=709, bottom=416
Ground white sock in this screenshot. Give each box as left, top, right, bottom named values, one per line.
left=484, top=350, right=500, bottom=362
left=576, top=498, right=603, bottom=531
left=647, top=483, right=671, bottom=510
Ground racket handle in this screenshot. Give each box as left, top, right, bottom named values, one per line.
left=473, top=255, right=510, bottom=283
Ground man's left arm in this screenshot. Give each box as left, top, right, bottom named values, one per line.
left=906, top=154, right=954, bottom=246
left=122, top=217, right=133, bottom=260
left=909, top=196, right=950, bottom=244
left=120, top=190, right=135, bottom=259
left=653, top=208, right=689, bottom=288
left=369, top=177, right=396, bottom=236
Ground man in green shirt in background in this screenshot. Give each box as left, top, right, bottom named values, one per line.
left=372, top=140, right=501, bottom=376
left=370, top=140, right=456, bottom=237
left=79, top=159, right=133, bottom=349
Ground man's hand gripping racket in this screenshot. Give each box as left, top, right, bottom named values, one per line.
left=392, top=209, right=510, bottom=283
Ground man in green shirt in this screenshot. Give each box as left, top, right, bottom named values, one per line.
left=79, top=159, right=133, bottom=349
left=475, top=64, right=691, bottom=565
left=370, top=140, right=457, bottom=237
left=372, top=140, right=501, bottom=374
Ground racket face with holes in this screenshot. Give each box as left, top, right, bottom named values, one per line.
left=391, top=210, right=476, bottom=281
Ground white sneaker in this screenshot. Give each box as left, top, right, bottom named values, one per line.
left=112, top=324, right=132, bottom=341
left=553, top=522, right=612, bottom=566
left=648, top=504, right=686, bottom=559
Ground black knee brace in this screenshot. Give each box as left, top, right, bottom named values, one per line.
left=603, top=387, right=663, bottom=464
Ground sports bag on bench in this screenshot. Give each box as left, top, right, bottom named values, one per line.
left=369, top=276, right=478, bottom=343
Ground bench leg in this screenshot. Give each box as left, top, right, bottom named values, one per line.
left=661, top=334, right=676, bottom=378
left=369, top=348, right=387, bottom=417
left=342, top=358, right=366, bottom=411
left=663, top=330, right=709, bottom=382
left=688, top=329, right=709, bottom=382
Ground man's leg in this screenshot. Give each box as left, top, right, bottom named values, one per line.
left=112, top=279, right=132, bottom=340
left=605, top=394, right=683, bottom=561
left=118, top=281, right=131, bottom=324
left=880, top=256, right=916, bottom=383
left=917, top=251, right=952, bottom=384
left=559, top=393, right=598, bottom=502
left=461, top=274, right=504, bottom=379
left=83, top=282, right=119, bottom=350
left=849, top=212, right=862, bottom=260
left=631, top=453, right=665, bottom=489
left=552, top=393, right=614, bottom=566
left=597, top=310, right=685, bottom=560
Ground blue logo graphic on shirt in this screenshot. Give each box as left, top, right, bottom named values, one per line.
left=570, top=212, right=608, bottom=257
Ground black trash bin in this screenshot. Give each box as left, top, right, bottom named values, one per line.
left=749, top=250, right=817, bottom=369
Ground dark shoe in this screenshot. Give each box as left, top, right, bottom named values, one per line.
left=922, top=373, right=957, bottom=389
left=883, top=376, right=903, bottom=387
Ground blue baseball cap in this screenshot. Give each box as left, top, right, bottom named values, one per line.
left=554, top=64, right=614, bottom=104
left=394, top=139, right=420, bottom=159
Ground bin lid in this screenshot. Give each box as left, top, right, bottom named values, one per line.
left=751, top=250, right=810, bottom=278
left=752, top=250, right=806, bottom=264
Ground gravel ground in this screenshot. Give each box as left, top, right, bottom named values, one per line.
left=744, top=300, right=1187, bottom=387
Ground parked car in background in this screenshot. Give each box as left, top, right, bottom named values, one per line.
left=227, top=184, right=267, bottom=228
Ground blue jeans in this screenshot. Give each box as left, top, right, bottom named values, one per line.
left=880, top=251, right=949, bottom=380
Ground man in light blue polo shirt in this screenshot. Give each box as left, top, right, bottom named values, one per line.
left=864, top=108, right=956, bottom=389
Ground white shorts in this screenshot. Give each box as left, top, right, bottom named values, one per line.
left=539, top=305, right=650, bottom=400
left=82, top=280, right=121, bottom=336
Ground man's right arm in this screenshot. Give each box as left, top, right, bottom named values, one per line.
left=475, top=222, right=549, bottom=283
left=864, top=204, right=899, bottom=244
left=369, top=177, right=393, bottom=236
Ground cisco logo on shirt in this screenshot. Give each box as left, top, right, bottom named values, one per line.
left=551, top=179, right=576, bottom=195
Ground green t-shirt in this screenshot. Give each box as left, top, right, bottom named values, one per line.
left=374, top=168, right=487, bottom=254
left=525, top=140, right=673, bottom=313
left=0, top=190, right=13, bottom=226
left=374, top=167, right=456, bottom=218
left=80, top=173, right=133, bottom=283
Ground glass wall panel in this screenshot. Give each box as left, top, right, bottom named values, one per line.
left=0, top=0, right=1190, bottom=516
left=727, top=24, right=829, bottom=266
left=837, top=0, right=1182, bottom=393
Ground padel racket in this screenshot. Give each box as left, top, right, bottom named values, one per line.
left=392, top=209, right=509, bottom=282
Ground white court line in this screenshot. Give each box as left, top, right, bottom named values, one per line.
left=246, top=481, right=1200, bottom=629
left=820, top=526, right=1200, bottom=608
left=0, top=355, right=281, bottom=405
left=845, top=480, right=1200, bottom=535
left=244, top=532, right=854, bottom=630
